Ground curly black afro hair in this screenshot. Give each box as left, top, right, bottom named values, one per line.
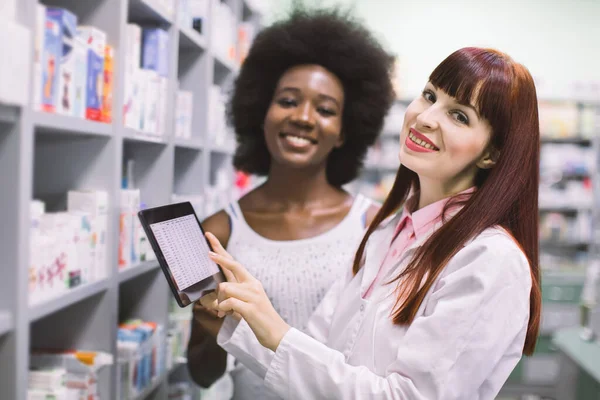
left=228, top=6, right=396, bottom=187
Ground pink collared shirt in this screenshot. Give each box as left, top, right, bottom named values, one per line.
left=363, top=187, right=476, bottom=299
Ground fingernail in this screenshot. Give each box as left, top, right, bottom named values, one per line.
left=208, top=251, right=217, bottom=257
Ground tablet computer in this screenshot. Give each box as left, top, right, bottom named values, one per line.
left=137, top=201, right=225, bottom=307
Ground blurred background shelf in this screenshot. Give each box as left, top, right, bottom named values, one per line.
left=34, top=112, right=112, bottom=137
left=0, top=311, right=13, bottom=336
left=28, top=279, right=110, bottom=322
left=118, top=261, right=161, bottom=283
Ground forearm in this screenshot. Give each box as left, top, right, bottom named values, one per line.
left=187, top=337, right=228, bottom=387
left=187, top=319, right=228, bottom=387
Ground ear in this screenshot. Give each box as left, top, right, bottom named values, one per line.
left=477, top=146, right=499, bottom=169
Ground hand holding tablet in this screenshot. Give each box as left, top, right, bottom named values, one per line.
left=137, top=202, right=226, bottom=307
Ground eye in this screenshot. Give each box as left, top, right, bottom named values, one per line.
left=277, top=98, right=296, bottom=108
left=450, top=110, right=469, bottom=125
left=422, top=89, right=436, bottom=103
left=317, top=107, right=337, bottom=117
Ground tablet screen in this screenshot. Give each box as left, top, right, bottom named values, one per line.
left=138, top=201, right=225, bottom=307
left=150, top=214, right=219, bottom=291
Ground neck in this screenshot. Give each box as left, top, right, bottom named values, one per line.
left=416, top=175, right=475, bottom=210
left=261, top=162, right=340, bottom=209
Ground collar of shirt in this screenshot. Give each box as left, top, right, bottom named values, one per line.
left=393, top=186, right=477, bottom=240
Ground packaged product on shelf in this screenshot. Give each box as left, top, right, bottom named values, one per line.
left=139, top=69, right=160, bottom=135
left=67, top=190, right=108, bottom=281
left=237, top=22, right=256, bottom=65
left=538, top=102, right=579, bottom=138
left=141, top=28, right=169, bottom=78
left=119, top=189, right=141, bottom=270
left=72, top=35, right=88, bottom=119
left=175, top=90, right=193, bottom=139
left=177, top=0, right=190, bottom=29
left=210, top=0, right=235, bottom=62
left=68, top=211, right=93, bottom=284
left=141, top=28, right=168, bottom=136
left=100, top=45, right=114, bottom=123
left=117, top=320, right=165, bottom=396
left=29, top=350, right=113, bottom=400
left=46, top=8, right=78, bottom=116
left=123, top=23, right=142, bottom=130
left=40, top=8, right=62, bottom=113
left=136, top=203, right=156, bottom=262
left=207, top=84, right=226, bottom=145
left=189, top=0, right=209, bottom=35
left=77, top=26, right=106, bottom=122
left=33, top=4, right=46, bottom=111
left=157, top=76, right=169, bottom=136
left=38, top=213, right=79, bottom=292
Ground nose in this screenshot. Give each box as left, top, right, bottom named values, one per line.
left=290, top=101, right=315, bottom=129
left=415, top=104, right=439, bottom=131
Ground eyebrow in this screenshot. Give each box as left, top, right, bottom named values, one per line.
left=278, top=87, right=341, bottom=108
left=429, top=83, right=481, bottom=119
left=460, top=102, right=481, bottom=119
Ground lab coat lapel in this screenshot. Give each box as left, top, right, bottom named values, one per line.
left=373, top=220, right=445, bottom=290
left=359, top=213, right=401, bottom=297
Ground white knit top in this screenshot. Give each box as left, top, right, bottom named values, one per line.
left=223, top=194, right=373, bottom=400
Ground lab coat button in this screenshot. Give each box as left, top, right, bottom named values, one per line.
left=360, top=304, right=365, bottom=312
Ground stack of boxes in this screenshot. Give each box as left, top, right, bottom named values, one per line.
left=34, top=5, right=112, bottom=123
left=29, top=190, right=108, bottom=305
left=28, top=350, right=113, bottom=399
left=116, top=320, right=166, bottom=399
left=174, top=90, right=193, bottom=140
left=122, top=24, right=170, bottom=138
left=118, top=188, right=155, bottom=271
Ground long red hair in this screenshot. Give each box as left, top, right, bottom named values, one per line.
left=353, top=47, right=541, bottom=355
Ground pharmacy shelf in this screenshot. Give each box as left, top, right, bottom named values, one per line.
left=553, top=327, right=600, bottom=385
left=213, top=52, right=238, bottom=75
left=118, top=261, right=160, bottom=284
left=129, top=0, right=173, bottom=24
left=34, top=112, right=112, bottom=137
left=210, top=143, right=235, bottom=155
left=499, top=383, right=556, bottom=398
left=28, top=279, right=111, bottom=322
left=122, top=128, right=168, bottom=145
left=0, top=103, right=19, bottom=125
left=539, top=205, right=592, bottom=213
left=0, top=311, right=13, bottom=336
left=540, top=240, right=589, bottom=250
left=179, top=26, right=207, bottom=51
left=541, top=136, right=592, bottom=145
left=133, top=372, right=167, bottom=400
left=173, top=137, right=204, bottom=151
left=0, top=0, right=262, bottom=399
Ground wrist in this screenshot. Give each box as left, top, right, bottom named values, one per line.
left=269, top=321, right=291, bottom=352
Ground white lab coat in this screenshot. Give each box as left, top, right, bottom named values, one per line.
left=217, top=212, right=532, bottom=400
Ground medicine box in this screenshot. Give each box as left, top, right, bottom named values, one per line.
left=77, top=26, right=106, bottom=121
left=141, top=28, right=169, bottom=77
left=47, top=7, right=78, bottom=116
left=40, top=9, right=62, bottom=113
left=101, top=45, right=114, bottom=122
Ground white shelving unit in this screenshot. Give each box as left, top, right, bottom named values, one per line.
left=0, top=0, right=261, bottom=399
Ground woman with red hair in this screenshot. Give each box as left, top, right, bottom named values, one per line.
left=201, top=47, right=542, bottom=400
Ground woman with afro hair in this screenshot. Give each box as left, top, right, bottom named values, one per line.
left=187, top=6, right=395, bottom=400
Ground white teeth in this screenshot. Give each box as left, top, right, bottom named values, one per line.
left=286, top=135, right=311, bottom=145
left=408, top=132, right=437, bottom=150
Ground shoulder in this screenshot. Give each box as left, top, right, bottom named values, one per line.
left=447, top=226, right=531, bottom=289
left=363, top=201, right=380, bottom=228
left=202, top=210, right=231, bottom=249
